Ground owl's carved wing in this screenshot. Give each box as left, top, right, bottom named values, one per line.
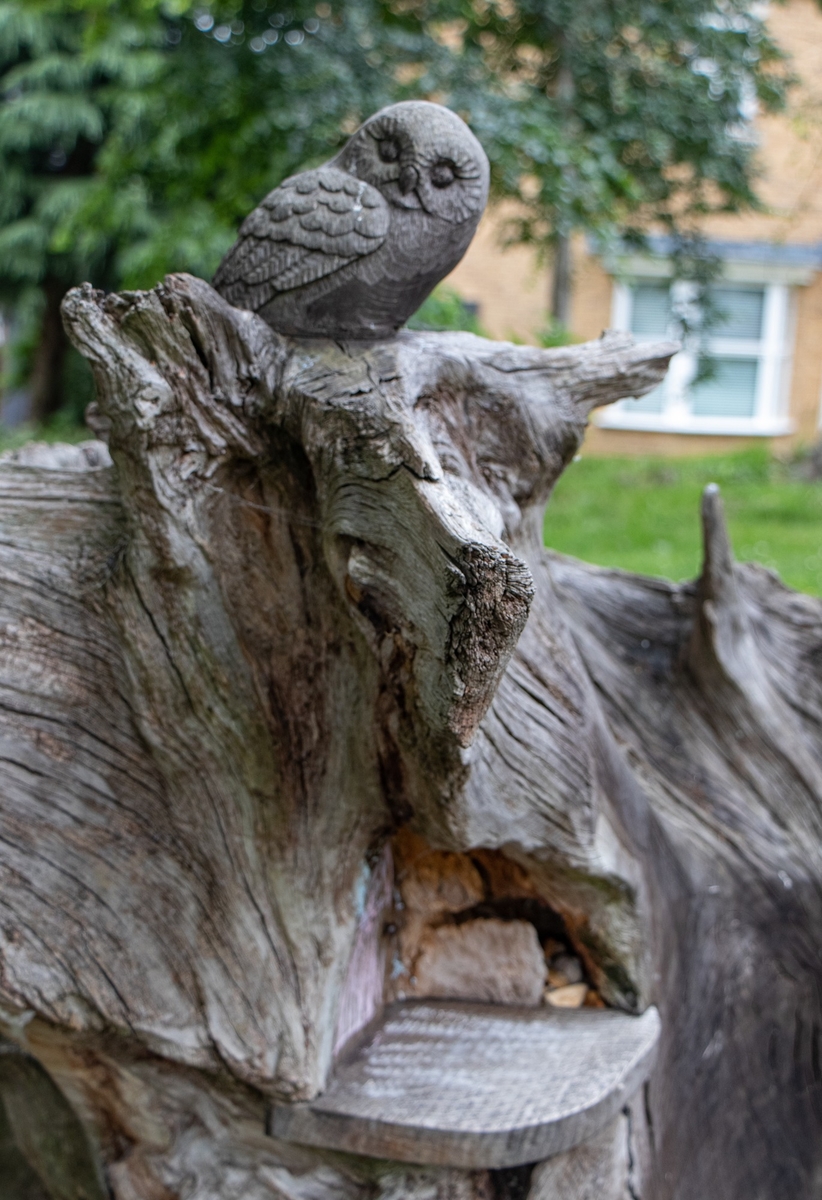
left=213, top=166, right=389, bottom=312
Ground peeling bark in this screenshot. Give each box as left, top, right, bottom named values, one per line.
left=0, top=273, right=817, bottom=1198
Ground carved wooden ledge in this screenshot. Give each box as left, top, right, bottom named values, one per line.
left=272, top=1000, right=660, bottom=1168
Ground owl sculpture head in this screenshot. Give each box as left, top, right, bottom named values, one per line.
left=213, top=101, right=490, bottom=339
left=337, top=101, right=490, bottom=225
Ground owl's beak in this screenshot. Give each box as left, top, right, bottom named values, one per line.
left=398, top=164, right=420, bottom=195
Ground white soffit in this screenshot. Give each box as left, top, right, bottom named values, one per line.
left=612, top=253, right=815, bottom=287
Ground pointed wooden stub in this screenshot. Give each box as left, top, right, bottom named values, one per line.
left=271, top=1000, right=660, bottom=1169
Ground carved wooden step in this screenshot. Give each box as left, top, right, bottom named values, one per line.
left=271, top=1000, right=661, bottom=1168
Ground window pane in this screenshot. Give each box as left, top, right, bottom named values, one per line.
left=630, top=284, right=671, bottom=336
left=690, top=358, right=758, bottom=417
left=711, top=288, right=764, bottom=339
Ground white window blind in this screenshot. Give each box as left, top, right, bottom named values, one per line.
left=599, top=278, right=793, bottom=435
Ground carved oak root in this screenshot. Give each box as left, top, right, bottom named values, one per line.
left=0, top=272, right=818, bottom=1199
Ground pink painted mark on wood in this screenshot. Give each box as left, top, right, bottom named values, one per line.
left=334, top=845, right=394, bottom=1057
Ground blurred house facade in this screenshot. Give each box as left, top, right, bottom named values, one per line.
left=447, top=0, right=822, bottom=455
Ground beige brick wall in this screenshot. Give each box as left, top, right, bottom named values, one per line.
left=446, top=209, right=547, bottom=343
left=788, top=273, right=822, bottom=446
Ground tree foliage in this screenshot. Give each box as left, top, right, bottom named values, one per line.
left=0, top=2, right=160, bottom=297
left=437, top=0, right=790, bottom=252
left=0, top=0, right=794, bottom=411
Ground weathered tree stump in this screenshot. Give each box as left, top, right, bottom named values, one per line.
left=0, top=273, right=819, bottom=1199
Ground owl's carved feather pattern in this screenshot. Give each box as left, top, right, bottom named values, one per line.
left=213, top=166, right=389, bottom=311
left=213, top=101, right=490, bottom=338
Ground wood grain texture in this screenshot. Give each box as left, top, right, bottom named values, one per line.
left=271, top=1000, right=660, bottom=1168
left=527, top=1114, right=636, bottom=1200
left=0, top=270, right=817, bottom=1198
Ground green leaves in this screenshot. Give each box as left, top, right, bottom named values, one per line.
left=407, top=286, right=488, bottom=335
left=0, top=216, right=49, bottom=282
left=0, top=0, right=164, bottom=296
left=0, top=0, right=795, bottom=321
left=438, top=0, right=790, bottom=254
left=0, top=93, right=105, bottom=151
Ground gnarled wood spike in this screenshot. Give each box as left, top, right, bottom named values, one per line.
left=690, top=483, right=822, bottom=821
left=690, top=480, right=758, bottom=687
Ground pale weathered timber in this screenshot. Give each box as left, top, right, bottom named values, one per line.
left=0, top=269, right=819, bottom=1199
left=271, top=1000, right=660, bottom=1168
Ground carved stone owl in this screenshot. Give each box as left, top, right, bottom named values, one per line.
left=212, top=101, right=490, bottom=339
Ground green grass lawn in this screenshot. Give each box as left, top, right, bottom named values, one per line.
left=544, top=449, right=822, bottom=597
left=0, top=414, right=89, bottom=455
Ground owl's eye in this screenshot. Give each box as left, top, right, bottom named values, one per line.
left=378, top=138, right=400, bottom=163
left=430, top=160, right=457, bottom=188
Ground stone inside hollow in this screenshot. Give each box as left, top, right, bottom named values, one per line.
left=554, top=954, right=583, bottom=983
left=410, top=918, right=545, bottom=1006
left=545, top=984, right=588, bottom=1009
left=547, top=954, right=584, bottom=989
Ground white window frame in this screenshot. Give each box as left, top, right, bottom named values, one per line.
left=596, top=275, right=795, bottom=436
